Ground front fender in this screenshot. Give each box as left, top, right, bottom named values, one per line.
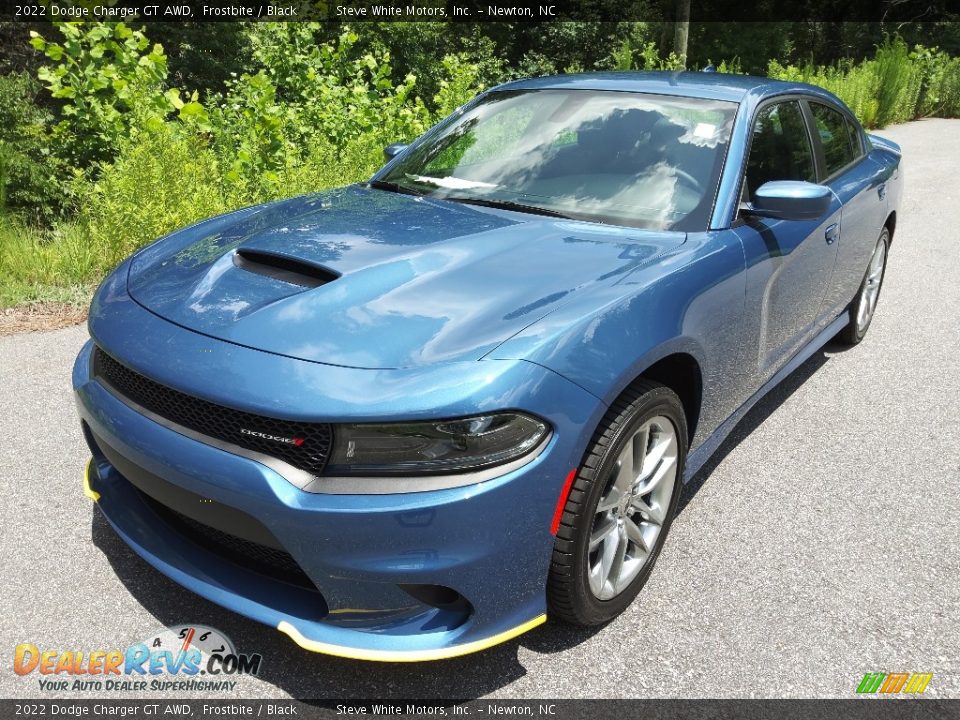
left=489, top=230, right=750, bottom=451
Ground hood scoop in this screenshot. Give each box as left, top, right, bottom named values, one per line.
left=233, top=249, right=339, bottom=288
left=128, top=186, right=686, bottom=368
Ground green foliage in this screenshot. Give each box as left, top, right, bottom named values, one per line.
left=147, top=23, right=251, bottom=96
left=433, top=54, right=486, bottom=118
left=715, top=58, right=742, bottom=74
left=243, top=25, right=431, bottom=147
left=0, top=217, right=96, bottom=301
left=30, top=22, right=173, bottom=170
left=0, top=72, right=73, bottom=224
left=639, top=41, right=687, bottom=71
left=911, top=45, right=960, bottom=118
left=209, top=70, right=294, bottom=200
left=77, top=121, right=228, bottom=269
left=767, top=36, right=951, bottom=129
left=610, top=40, right=688, bottom=72
left=872, top=36, right=923, bottom=126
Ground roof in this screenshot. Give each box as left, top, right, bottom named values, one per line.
left=491, top=71, right=813, bottom=104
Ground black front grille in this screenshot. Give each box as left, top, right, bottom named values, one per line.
left=137, top=490, right=319, bottom=591
left=92, top=347, right=333, bottom=476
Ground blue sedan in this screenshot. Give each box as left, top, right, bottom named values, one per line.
left=74, top=71, right=902, bottom=661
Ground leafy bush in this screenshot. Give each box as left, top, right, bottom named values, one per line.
left=245, top=25, right=432, bottom=146
left=77, top=119, right=227, bottom=269
left=432, top=54, right=485, bottom=118
left=208, top=70, right=295, bottom=201
left=30, top=22, right=173, bottom=171
left=0, top=72, right=73, bottom=224
left=912, top=45, right=960, bottom=118
left=767, top=36, right=946, bottom=129
left=872, top=36, right=923, bottom=126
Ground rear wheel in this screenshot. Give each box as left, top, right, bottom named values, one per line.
left=837, top=227, right=889, bottom=345
left=547, top=381, right=687, bottom=626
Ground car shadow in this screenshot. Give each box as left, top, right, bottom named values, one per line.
left=89, top=342, right=841, bottom=694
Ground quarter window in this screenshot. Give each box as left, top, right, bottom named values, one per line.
left=810, top=102, right=861, bottom=176
left=744, top=101, right=816, bottom=199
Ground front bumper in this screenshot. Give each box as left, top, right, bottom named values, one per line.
left=74, top=290, right=604, bottom=660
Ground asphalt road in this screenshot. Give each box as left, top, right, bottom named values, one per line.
left=1, top=119, right=958, bottom=700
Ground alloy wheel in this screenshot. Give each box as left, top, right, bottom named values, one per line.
left=588, top=416, right=679, bottom=600
left=857, top=238, right=887, bottom=333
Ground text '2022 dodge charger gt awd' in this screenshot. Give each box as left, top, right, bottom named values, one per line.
left=74, top=71, right=902, bottom=661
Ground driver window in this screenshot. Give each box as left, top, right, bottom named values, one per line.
left=743, top=101, right=816, bottom=205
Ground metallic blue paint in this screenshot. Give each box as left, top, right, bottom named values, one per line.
left=73, top=71, right=903, bottom=658
left=127, top=187, right=683, bottom=369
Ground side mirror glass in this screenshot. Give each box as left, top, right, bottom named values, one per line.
left=383, top=143, right=408, bottom=161
left=747, top=180, right=831, bottom=221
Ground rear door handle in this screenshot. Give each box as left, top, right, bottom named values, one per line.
left=825, top=223, right=840, bottom=245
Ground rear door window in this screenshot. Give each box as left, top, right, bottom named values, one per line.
left=810, top=102, right=861, bottom=177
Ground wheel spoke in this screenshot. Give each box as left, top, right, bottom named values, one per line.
left=589, top=516, right=618, bottom=550
left=613, top=458, right=634, bottom=493
left=614, top=428, right=645, bottom=494
left=597, top=527, right=621, bottom=592
left=639, top=433, right=671, bottom=480
left=606, top=525, right=628, bottom=591
left=631, top=494, right=666, bottom=525
left=631, top=427, right=648, bottom=480
left=588, top=555, right=605, bottom=596
left=624, top=517, right=648, bottom=553
left=635, top=436, right=677, bottom=496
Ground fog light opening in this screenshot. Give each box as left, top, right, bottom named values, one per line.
left=399, top=584, right=473, bottom=616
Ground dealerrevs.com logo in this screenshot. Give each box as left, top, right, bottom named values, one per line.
left=14, top=624, right=262, bottom=693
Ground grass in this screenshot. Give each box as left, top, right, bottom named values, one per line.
left=0, top=218, right=97, bottom=307
left=0, top=130, right=386, bottom=311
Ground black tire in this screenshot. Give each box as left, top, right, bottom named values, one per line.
left=547, top=380, right=687, bottom=626
left=836, top=227, right=890, bottom=345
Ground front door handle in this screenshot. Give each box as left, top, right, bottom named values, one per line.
left=825, top=223, right=840, bottom=245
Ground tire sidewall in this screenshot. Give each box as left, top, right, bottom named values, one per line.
left=569, top=387, right=688, bottom=623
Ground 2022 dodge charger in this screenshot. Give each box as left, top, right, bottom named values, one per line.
left=74, top=71, right=902, bottom=661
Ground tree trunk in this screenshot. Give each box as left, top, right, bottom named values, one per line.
left=673, top=0, right=691, bottom=66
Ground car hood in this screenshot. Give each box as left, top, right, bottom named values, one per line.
left=128, top=186, right=684, bottom=369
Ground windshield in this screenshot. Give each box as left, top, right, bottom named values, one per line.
left=378, top=89, right=738, bottom=231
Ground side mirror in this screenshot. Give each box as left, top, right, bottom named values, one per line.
left=383, top=143, right=408, bottom=161
left=746, top=181, right=831, bottom=221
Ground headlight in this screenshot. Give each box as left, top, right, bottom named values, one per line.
left=325, top=412, right=549, bottom=476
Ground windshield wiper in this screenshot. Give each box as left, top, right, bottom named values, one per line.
left=368, top=179, right=424, bottom=196
left=442, top=196, right=575, bottom=220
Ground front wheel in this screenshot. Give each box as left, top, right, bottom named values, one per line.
left=836, top=227, right=889, bottom=345
left=547, top=381, right=687, bottom=626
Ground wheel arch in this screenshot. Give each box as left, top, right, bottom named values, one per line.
left=607, top=349, right=704, bottom=446
left=884, top=210, right=897, bottom=246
